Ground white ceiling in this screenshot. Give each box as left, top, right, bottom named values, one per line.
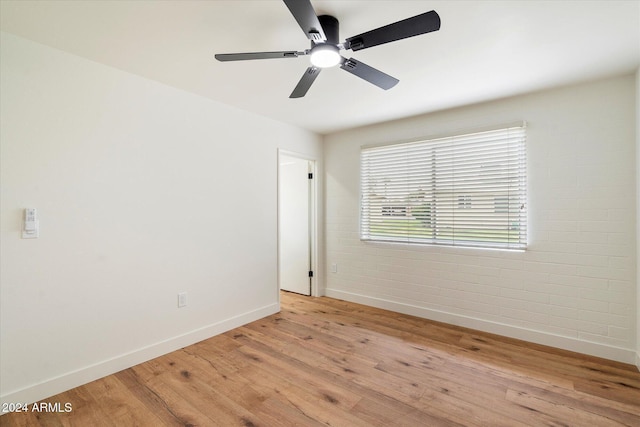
left=1, top=1, right=639, bottom=134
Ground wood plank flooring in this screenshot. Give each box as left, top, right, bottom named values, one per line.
left=2, top=291, right=640, bottom=426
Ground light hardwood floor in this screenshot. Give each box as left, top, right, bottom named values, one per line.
left=2, top=291, right=640, bottom=426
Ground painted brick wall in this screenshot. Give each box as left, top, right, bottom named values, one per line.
left=324, top=74, right=636, bottom=363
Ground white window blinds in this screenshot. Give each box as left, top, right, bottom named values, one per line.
left=360, top=125, right=527, bottom=250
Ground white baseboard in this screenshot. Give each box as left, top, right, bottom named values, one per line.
left=325, top=288, right=636, bottom=365
left=1, top=303, right=279, bottom=408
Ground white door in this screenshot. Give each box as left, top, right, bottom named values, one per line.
left=279, top=154, right=312, bottom=295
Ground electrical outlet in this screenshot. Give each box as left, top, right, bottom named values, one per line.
left=178, top=292, right=187, bottom=308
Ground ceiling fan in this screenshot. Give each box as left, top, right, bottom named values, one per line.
left=215, top=0, right=441, bottom=98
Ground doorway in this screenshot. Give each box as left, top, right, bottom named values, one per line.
left=278, top=151, right=315, bottom=296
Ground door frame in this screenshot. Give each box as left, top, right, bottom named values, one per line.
left=277, top=149, right=318, bottom=298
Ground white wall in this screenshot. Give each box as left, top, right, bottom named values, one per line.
left=324, top=74, right=637, bottom=364
left=636, top=67, right=640, bottom=370
left=0, top=32, right=322, bottom=405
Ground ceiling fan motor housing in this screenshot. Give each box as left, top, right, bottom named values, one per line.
left=316, top=15, right=339, bottom=45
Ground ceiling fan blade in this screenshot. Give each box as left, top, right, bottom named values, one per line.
left=340, top=57, right=398, bottom=90
left=290, top=67, right=321, bottom=98
left=345, top=10, right=440, bottom=51
left=282, top=0, right=326, bottom=42
left=215, top=51, right=304, bottom=61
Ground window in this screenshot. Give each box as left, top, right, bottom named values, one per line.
left=458, top=195, right=472, bottom=209
left=382, top=206, right=407, bottom=217
left=360, top=125, right=527, bottom=249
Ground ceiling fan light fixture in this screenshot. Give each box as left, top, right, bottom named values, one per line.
left=309, top=44, right=341, bottom=68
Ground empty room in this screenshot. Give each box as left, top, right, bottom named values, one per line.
left=1, top=1, right=639, bottom=425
